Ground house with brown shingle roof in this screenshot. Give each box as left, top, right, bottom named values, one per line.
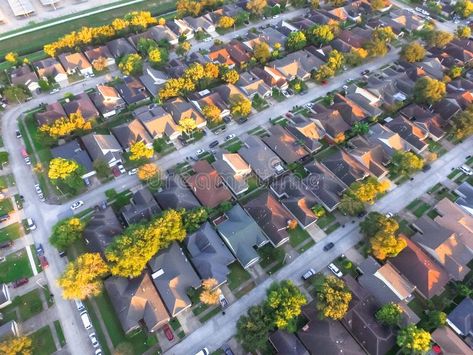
left=163, top=97, right=206, bottom=128
left=212, top=151, right=252, bottom=196
left=35, top=102, right=67, bottom=126
left=33, top=57, right=68, bottom=87
left=262, top=125, right=309, bottom=164
left=237, top=71, right=272, bottom=99
left=268, top=50, right=324, bottom=81
left=332, top=94, right=368, bottom=125
left=431, top=326, right=473, bottom=355
left=63, top=93, right=99, bottom=121
left=189, top=90, right=230, bottom=118
left=399, top=104, right=446, bottom=141
left=251, top=66, right=289, bottom=91
left=116, top=76, right=150, bottom=105
left=310, top=106, right=351, bottom=143
left=111, top=118, right=154, bottom=151
left=384, top=115, right=428, bottom=154
left=207, top=47, right=236, bottom=68
left=58, top=52, right=93, bottom=77
left=134, top=105, right=180, bottom=141
left=10, top=65, right=39, bottom=93
left=285, top=115, right=324, bottom=153
left=90, top=85, right=125, bottom=118
left=348, top=135, right=391, bottom=179
left=84, top=46, right=116, bottom=69
left=186, top=160, right=232, bottom=208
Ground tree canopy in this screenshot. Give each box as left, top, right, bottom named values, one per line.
left=456, top=25, right=472, bottom=39
left=400, top=42, right=426, bottom=62
left=309, top=25, right=335, bottom=46
left=230, top=94, right=252, bottom=118
left=265, top=280, right=307, bottom=329
left=286, top=31, right=307, bottom=52
left=0, top=336, right=32, bottom=355
left=451, top=105, right=473, bottom=140
left=236, top=305, right=273, bottom=352
left=316, top=276, right=352, bottom=320
left=414, top=77, right=446, bottom=104
left=391, top=151, right=424, bottom=176
left=39, top=111, right=91, bottom=139
left=118, top=53, right=143, bottom=75
left=200, top=278, right=221, bottom=305
left=50, top=217, right=85, bottom=250
left=253, top=42, right=271, bottom=63
left=454, top=0, right=473, bottom=18
left=246, top=0, right=267, bottom=15
left=375, top=302, right=403, bottom=326
left=129, top=141, right=154, bottom=161
left=397, top=324, right=431, bottom=354
left=350, top=177, right=390, bottom=204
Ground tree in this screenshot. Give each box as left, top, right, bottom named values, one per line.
left=235, top=11, right=250, bottom=26
left=177, top=0, right=203, bottom=16
left=391, top=151, right=424, bottom=176
left=137, top=163, right=159, bottom=181
left=449, top=65, right=463, bottom=79
left=218, top=16, right=235, bottom=29
left=352, top=122, right=369, bottom=136
left=345, top=48, right=368, bottom=67
left=236, top=305, right=273, bottom=352
left=200, top=278, right=221, bottom=305
left=253, top=42, right=271, bottom=63
left=286, top=31, right=307, bottom=52
left=365, top=39, right=389, bottom=57
left=158, top=209, right=186, bottom=246
left=414, top=77, right=446, bottom=104
left=310, top=0, right=320, bottom=8
left=176, top=41, right=192, bottom=57
left=375, top=302, right=403, bottom=326
left=338, top=193, right=365, bottom=216
left=425, top=310, right=447, bottom=329
left=93, top=159, right=111, bottom=179
left=183, top=207, right=209, bottom=232
left=371, top=0, right=388, bottom=11
left=328, top=0, right=345, bottom=6
left=58, top=253, right=109, bottom=299
left=230, top=94, right=252, bottom=118
left=221, top=69, right=239, bottom=84
left=129, top=141, right=154, bottom=161
left=4, top=52, right=18, bottom=64
left=49, top=217, right=85, bottom=250
left=92, top=56, right=108, bottom=71
left=372, top=26, right=396, bottom=43
left=426, top=30, right=454, bottom=48
left=360, top=212, right=398, bottom=238
left=0, top=336, right=32, bottom=355
left=2, top=85, right=30, bottom=103
left=246, top=0, right=267, bottom=15
left=451, top=106, right=473, bottom=140
left=266, top=280, right=307, bottom=329
left=456, top=25, right=472, bottom=39
left=39, top=110, right=92, bottom=139
left=350, top=177, right=390, bottom=205
left=400, top=42, right=426, bottom=62
left=204, top=62, right=220, bottom=80
left=178, top=117, right=198, bottom=136
left=455, top=0, right=473, bottom=18
left=397, top=325, right=431, bottom=354
left=309, top=25, right=335, bottom=46
left=148, top=48, right=163, bottom=66
left=48, top=157, right=79, bottom=180
left=313, top=64, right=335, bottom=82
left=202, top=104, right=222, bottom=125
left=370, top=231, right=407, bottom=261
left=118, top=53, right=143, bottom=75
left=327, top=50, right=344, bottom=71
left=316, top=276, right=352, bottom=320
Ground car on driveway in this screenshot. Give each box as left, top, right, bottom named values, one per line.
left=13, top=278, right=29, bottom=288
left=0, top=240, right=13, bottom=249
left=328, top=263, right=343, bottom=277
left=128, top=168, right=138, bottom=175
left=460, top=165, right=473, bottom=176
left=163, top=324, right=174, bottom=341
left=70, top=201, right=84, bottom=210
left=302, top=268, right=316, bottom=280
left=219, top=293, right=228, bottom=308
left=27, top=219, right=36, bottom=231
left=117, top=163, right=126, bottom=174
left=89, top=333, right=99, bottom=348
left=385, top=212, right=394, bottom=218
left=323, top=242, right=334, bottom=251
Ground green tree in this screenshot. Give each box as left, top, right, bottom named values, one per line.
left=2, top=85, right=30, bottom=103
left=455, top=0, right=473, bottom=18
left=316, top=276, right=352, bottom=320
left=451, top=106, right=473, bottom=140
left=93, top=159, right=111, bottom=179
left=397, top=324, right=431, bottom=354
left=414, top=77, right=446, bottom=104
left=236, top=305, right=273, bottom=352
left=360, top=212, right=398, bottom=238
left=456, top=25, right=472, bottom=39
left=400, top=42, right=426, bottom=62
left=286, top=31, right=307, bottom=52
left=0, top=336, right=32, bottom=355
left=118, top=53, right=143, bottom=75
left=371, top=0, right=388, bottom=11
left=49, top=217, right=85, bottom=250
left=266, top=280, right=307, bottom=329
left=338, top=193, right=365, bottom=216
left=351, top=122, right=369, bottom=136
left=183, top=207, right=209, bottom=232
left=391, top=151, right=424, bottom=176
left=425, top=310, right=447, bottom=329
left=426, top=30, right=454, bottom=48
left=313, top=64, right=335, bottom=82
left=309, top=25, right=335, bottom=46
left=375, top=302, right=403, bottom=326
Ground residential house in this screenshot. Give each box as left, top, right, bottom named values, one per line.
left=444, top=40, right=473, bottom=65
left=271, top=174, right=318, bottom=229
left=50, top=139, right=96, bottom=179
left=337, top=28, right=372, bottom=50
left=187, top=51, right=210, bottom=65
left=35, top=102, right=67, bottom=126
left=363, top=123, right=410, bottom=156
left=112, top=118, right=153, bottom=151
left=139, top=63, right=169, bottom=97
left=331, top=94, right=368, bottom=125
left=189, top=89, right=230, bottom=118
left=244, top=29, right=287, bottom=51
left=431, top=326, right=473, bottom=355
left=342, top=275, right=397, bottom=355
left=186, top=160, right=232, bottom=208
left=105, top=272, right=170, bottom=334
left=63, top=93, right=100, bottom=121
left=207, top=46, right=236, bottom=68
left=447, top=297, right=473, bottom=337
left=455, top=182, right=473, bottom=216
left=116, top=76, right=149, bottom=105
left=183, top=16, right=216, bottom=35
left=348, top=135, right=392, bottom=179
left=385, top=116, right=428, bottom=154
left=251, top=66, right=289, bottom=91
left=431, top=98, right=462, bottom=124
left=285, top=115, right=324, bottom=153
left=81, top=133, right=123, bottom=167
left=163, top=97, right=206, bottom=129
left=447, top=78, right=473, bottom=110
left=106, top=38, right=137, bottom=58
left=244, top=191, right=292, bottom=247
left=365, top=75, right=411, bottom=108
left=380, top=9, right=424, bottom=33
left=345, top=84, right=383, bottom=118
left=185, top=222, right=235, bottom=286
left=213, top=151, right=252, bottom=196
left=243, top=34, right=274, bottom=53
left=239, top=135, right=284, bottom=182
left=311, top=106, right=351, bottom=142
left=417, top=57, right=446, bottom=80
left=33, top=57, right=68, bottom=87
left=211, top=83, right=248, bottom=114
left=216, top=204, right=269, bottom=269
left=237, top=71, right=272, bottom=99
left=83, top=207, right=122, bottom=255
left=58, top=52, right=93, bottom=77
left=412, top=216, right=472, bottom=280
left=321, top=149, right=369, bottom=186
left=10, top=65, right=39, bottom=93
left=0, top=284, right=11, bottom=309
left=298, top=302, right=364, bottom=355
left=166, top=19, right=194, bottom=40
left=90, top=84, right=125, bottom=118
left=305, top=44, right=333, bottom=63
left=147, top=25, right=179, bottom=46
left=268, top=50, right=324, bottom=81
left=148, top=242, right=201, bottom=317
left=120, top=188, right=161, bottom=226
left=287, top=16, right=317, bottom=31
left=84, top=45, right=116, bottom=69
left=400, top=104, right=446, bottom=141
left=225, top=40, right=252, bottom=68
left=303, top=161, right=346, bottom=212
left=262, top=125, right=309, bottom=164
left=165, top=58, right=188, bottom=78
left=0, top=321, right=19, bottom=341
left=154, top=175, right=200, bottom=211
left=389, top=235, right=449, bottom=299
left=269, top=330, right=308, bottom=355
left=134, top=105, right=180, bottom=141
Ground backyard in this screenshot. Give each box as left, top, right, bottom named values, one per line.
left=0, top=223, right=23, bottom=244
left=0, top=248, right=33, bottom=283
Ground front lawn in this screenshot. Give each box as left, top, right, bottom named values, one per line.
left=54, top=320, right=66, bottom=347
left=0, top=176, right=7, bottom=190
left=316, top=213, right=336, bottom=229
left=288, top=226, right=311, bottom=248
left=398, top=220, right=415, bottom=237
left=221, top=139, right=242, bottom=153
left=31, top=326, right=57, bottom=355
left=0, top=223, right=23, bottom=244
left=325, top=222, right=341, bottom=234
left=0, top=248, right=33, bottom=283
left=258, top=244, right=285, bottom=270
left=227, top=262, right=251, bottom=291
left=0, top=198, right=14, bottom=215
left=16, top=288, right=44, bottom=321
left=412, top=202, right=431, bottom=218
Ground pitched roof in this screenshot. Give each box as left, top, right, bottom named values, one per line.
left=83, top=207, right=123, bottom=255
left=33, top=57, right=67, bottom=79
left=185, top=222, right=235, bottom=285
left=134, top=105, right=179, bottom=139
left=349, top=135, right=391, bottom=178
left=286, top=115, right=324, bottom=152
left=321, top=149, right=369, bottom=186
left=385, top=115, right=428, bottom=152
left=448, top=297, right=473, bottom=336
left=431, top=326, right=473, bottom=355
left=35, top=102, right=67, bottom=126
left=120, top=188, right=161, bottom=226
left=148, top=242, right=201, bottom=317
left=10, top=65, right=38, bottom=87
left=90, top=85, right=125, bottom=116
left=50, top=139, right=94, bottom=175
left=455, top=182, right=473, bottom=216
left=244, top=191, right=291, bottom=247
left=399, top=103, right=445, bottom=140
left=310, top=107, right=351, bottom=139
left=63, top=93, right=99, bottom=121
left=269, top=330, right=309, bottom=355
left=163, top=97, right=205, bottom=126
left=58, top=52, right=92, bottom=71
left=212, top=152, right=251, bottom=196
left=116, top=76, right=149, bottom=105
left=112, top=118, right=153, bottom=150
left=106, top=38, right=137, bottom=58
left=84, top=45, right=114, bottom=63
left=262, top=125, right=309, bottom=164
left=81, top=133, right=122, bottom=163
left=154, top=175, right=201, bottom=211
left=332, top=94, right=368, bottom=125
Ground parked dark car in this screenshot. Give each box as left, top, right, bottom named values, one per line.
left=222, top=344, right=234, bottom=355
left=162, top=324, right=174, bottom=341
left=58, top=250, right=67, bottom=258
left=0, top=214, right=10, bottom=222
left=323, top=242, right=335, bottom=251
left=36, top=243, right=44, bottom=256
left=13, top=278, right=29, bottom=288
left=209, top=140, right=219, bottom=148
left=422, top=164, right=431, bottom=172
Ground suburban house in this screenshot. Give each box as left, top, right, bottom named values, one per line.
left=251, top=66, right=289, bottom=91
left=212, top=83, right=249, bottom=113
left=444, top=40, right=473, bottom=65
left=212, top=152, right=252, bottom=196
left=321, top=149, right=370, bottom=187
left=431, top=326, right=473, bottom=355
left=207, top=47, right=236, bottom=68
left=111, top=118, right=154, bottom=151
left=105, top=272, right=170, bottom=334
left=63, top=93, right=100, bottom=121
left=0, top=321, right=19, bottom=341
left=331, top=94, right=368, bottom=126
left=189, top=90, right=230, bottom=119
left=84, top=45, right=116, bottom=69
left=147, top=25, right=179, bottom=46
left=336, top=28, right=372, bottom=50
left=166, top=19, right=194, bottom=39
left=185, top=222, right=236, bottom=286
left=154, top=175, right=201, bottom=211
left=389, top=236, right=449, bottom=299
left=33, top=57, right=68, bottom=87
left=116, top=76, right=150, bottom=105
left=106, top=38, right=137, bottom=58
left=148, top=242, right=201, bottom=317
left=134, top=105, right=180, bottom=141
left=239, top=135, right=284, bottom=182
left=302, top=161, right=346, bottom=212
left=311, top=106, right=352, bottom=142
left=348, top=135, right=392, bottom=179
left=183, top=15, right=216, bottom=35
left=139, top=63, right=169, bottom=97
left=10, top=65, right=39, bottom=93
left=271, top=174, right=318, bottom=229
left=244, top=191, right=292, bottom=247
left=455, top=182, right=473, bottom=216
left=120, top=188, right=161, bottom=226
left=35, top=102, right=67, bottom=126
left=83, top=207, right=123, bottom=255
left=216, top=204, right=269, bottom=269
left=163, top=97, right=206, bottom=129
left=58, top=52, right=93, bottom=76
left=267, top=50, right=324, bottom=81
left=285, top=115, right=324, bottom=153
left=431, top=97, right=462, bottom=124
left=364, top=75, right=411, bottom=108
left=50, top=139, right=96, bottom=180
left=412, top=216, right=472, bottom=280
left=384, top=115, right=428, bottom=154
left=262, top=125, right=309, bottom=164
left=237, top=71, right=272, bottom=99
left=81, top=133, right=123, bottom=167
left=345, top=84, right=383, bottom=118
left=0, top=284, right=11, bottom=309
left=269, top=330, right=308, bottom=355
left=447, top=297, right=473, bottom=337
left=380, top=9, right=424, bottom=33
left=186, top=160, right=232, bottom=208
left=90, top=84, right=125, bottom=118
left=399, top=104, right=446, bottom=141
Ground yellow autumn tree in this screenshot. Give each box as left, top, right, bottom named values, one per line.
left=48, top=158, right=79, bottom=180
left=118, top=53, right=143, bottom=75
left=178, top=117, right=198, bottom=136
left=246, top=0, right=267, bottom=15
left=138, top=163, right=159, bottom=181
left=202, top=105, right=222, bottom=124
left=92, top=56, right=108, bottom=71
left=0, top=336, right=32, bottom=355
left=129, top=141, right=154, bottom=161
left=176, top=41, right=192, bottom=57
left=158, top=17, right=166, bottom=26
left=39, top=111, right=92, bottom=138
left=200, top=278, right=221, bottom=305
left=184, top=63, right=205, bottom=81
left=221, top=69, right=240, bottom=84
left=350, top=177, right=390, bottom=204
left=316, top=276, right=352, bottom=320
left=230, top=94, right=252, bottom=117
left=112, top=18, right=129, bottom=31
left=5, top=52, right=18, bottom=64
left=148, top=48, right=162, bottom=65
left=126, top=11, right=157, bottom=29
left=177, top=0, right=203, bottom=17
left=218, top=16, right=235, bottom=29
left=204, top=62, right=220, bottom=79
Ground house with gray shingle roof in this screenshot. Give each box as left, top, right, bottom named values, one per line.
left=81, top=133, right=123, bottom=167
left=0, top=321, right=19, bottom=341
left=212, top=151, right=252, bottom=196
left=285, top=115, right=324, bottom=153
left=51, top=139, right=95, bottom=179
left=400, top=104, right=446, bottom=141
left=154, top=175, right=201, bottom=211
left=269, top=330, right=308, bottom=355
left=112, top=118, right=153, bottom=151
left=321, top=149, right=369, bottom=186
left=35, top=102, right=67, bottom=126
left=384, top=115, right=428, bottom=154
left=431, top=326, right=473, bottom=355
left=134, top=105, right=180, bottom=141
left=455, top=182, right=473, bottom=217
left=448, top=297, right=473, bottom=336
left=262, top=125, right=309, bottom=164
left=106, top=38, right=137, bottom=58
left=120, top=188, right=161, bottom=226
left=10, top=65, right=39, bottom=93
left=63, top=93, right=99, bottom=121
left=84, top=207, right=122, bottom=255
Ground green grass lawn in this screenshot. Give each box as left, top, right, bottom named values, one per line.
left=297, top=239, right=315, bottom=253
left=412, top=202, right=431, bottom=218
left=427, top=209, right=440, bottom=220
left=0, top=176, right=7, bottom=190
left=200, top=307, right=221, bottom=323
left=406, top=198, right=421, bottom=211
left=314, top=146, right=339, bottom=161
left=54, top=320, right=66, bottom=347
left=227, top=262, right=251, bottom=291
left=447, top=169, right=461, bottom=179
left=435, top=189, right=457, bottom=202
left=0, top=198, right=14, bottom=215
left=316, top=213, right=336, bottom=229
left=31, top=326, right=57, bottom=355
left=24, top=114, right=52, bottom=165
left=398, top=220, right=415, bottom=237
left=169, top=318, right=181, bottom=331
left=288, top=226, right=311, bottom=248
left=221, top=139, right=242, bottom=153
left=407, top=297, right=426, bottom=318
left=325, top=222, right=341, bottom=234
left=0, top=248, right=33, bottom=283
left=287, top=162, right=308, bottom=178
left=16, top=288, right=44, bottom=321
left=0, top=152, right=9, bottom=167
left=0, top=223, right=23, bottom=244
left=258, top=244, right=285, bottom=270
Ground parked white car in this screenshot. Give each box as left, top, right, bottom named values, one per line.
left=70, top=201, right=84, bottom=210
left=460, top=165, right=473, bottom=176
left=328, top=263, right=343, bottom=278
